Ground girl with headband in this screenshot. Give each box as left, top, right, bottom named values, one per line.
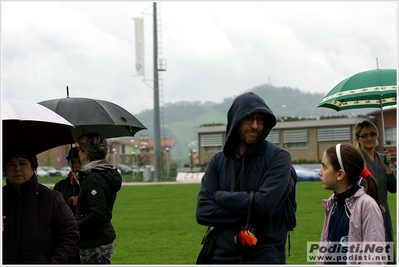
left=316, top=143, right=387, bottom=265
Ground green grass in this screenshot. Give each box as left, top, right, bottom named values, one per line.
left=111, top=184, right=204, bottom=264
left=109, top=182, right=396, bottom=264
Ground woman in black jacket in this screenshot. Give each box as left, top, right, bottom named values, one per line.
left=75, top=132, right=122, bottom=264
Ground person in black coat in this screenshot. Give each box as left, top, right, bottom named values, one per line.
left=2, top=142, right=80, bottom=264
left=54, top=147, right=81, bottom=214
left=75, top=132, right=122, bottom=264
left=53, top=146, right=82, bottom=264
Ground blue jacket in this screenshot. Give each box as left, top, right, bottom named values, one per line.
left=196, top=92, right=293, bottom=263
left=2, top=174, right=80, bottom=264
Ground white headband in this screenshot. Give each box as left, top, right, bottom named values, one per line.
left=336, top=144, right=345, bottom=171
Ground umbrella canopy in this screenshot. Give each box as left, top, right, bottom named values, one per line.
left=317, top=69, right=396, bottom=111
left=2, top=98, right=75, bottom=155
left=38, top=97, right=147, bottom=139
left=317, top=68, right=397, bottom=144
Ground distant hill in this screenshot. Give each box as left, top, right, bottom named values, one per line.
left=133, top=84, right=373, bottom=163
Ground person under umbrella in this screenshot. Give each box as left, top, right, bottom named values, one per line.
left=53, top=147, right=82, bottom=264
left=53, top=147, right=82, bottom=215
left=2, top=141, right=80, bottom=264
left=354, top=120, right=396, bottom=263
left=75, top=132, right=122, bottom=264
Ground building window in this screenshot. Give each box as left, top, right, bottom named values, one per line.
left=284, top=130, right=307, bottom=150
left=201, top=134, right=223, bottom=153
left=284, top=130, right=307, bottom=142
left=201, top=134, right=223, bottom=147
left=317, top=127, right=350, bottom=141
left=266, top=131, right=280, bottom=144
left=385, top=126, right=397, bottom=146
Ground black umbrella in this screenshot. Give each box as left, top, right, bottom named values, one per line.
left=38, top=96, right=146, bottom=139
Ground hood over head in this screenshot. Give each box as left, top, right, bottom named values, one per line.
left=223, top=92, right=276, bottom=157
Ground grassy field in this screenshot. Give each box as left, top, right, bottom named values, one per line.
left=109, top=181, right=397, bottom=265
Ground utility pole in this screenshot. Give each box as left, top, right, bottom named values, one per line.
left=153, top=2, right=161, bottom=182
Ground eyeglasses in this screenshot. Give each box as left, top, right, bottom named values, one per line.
left=358, top=132, right=377, bottom=139
left=243, top=115, right=266, bottom=125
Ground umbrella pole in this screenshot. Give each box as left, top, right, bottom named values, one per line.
left=380, top=97, right=386, bottom=146
left=380, top=104, right=389, bottom=164
left=70, top=143, right=75, bottom=173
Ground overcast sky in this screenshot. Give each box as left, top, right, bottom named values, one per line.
left=1, top=1, right=397, bottom=115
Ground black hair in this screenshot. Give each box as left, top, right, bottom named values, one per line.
left=3, top=141, right=38, bottom=176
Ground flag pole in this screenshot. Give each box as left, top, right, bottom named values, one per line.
left=153, top=2, right=161, bottom=182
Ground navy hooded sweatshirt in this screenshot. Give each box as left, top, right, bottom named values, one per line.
left=196, top=92, right=293, bottom=264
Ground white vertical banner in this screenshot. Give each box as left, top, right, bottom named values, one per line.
left=134, top=18, right=144, bottom=76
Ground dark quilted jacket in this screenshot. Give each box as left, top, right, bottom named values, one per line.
left=2, top=174, right=80, bottom=264
left=75, top=161, right=122, bottom=248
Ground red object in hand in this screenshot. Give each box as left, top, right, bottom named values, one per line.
left=68, top=171, right=79, bottom=188
left=238, top=229, right=257, bottom=246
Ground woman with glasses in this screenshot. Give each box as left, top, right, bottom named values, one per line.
left=354, top=120, right=396, bottom=254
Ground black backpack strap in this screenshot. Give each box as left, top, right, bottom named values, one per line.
left=264, top=140, right=279, bottom=166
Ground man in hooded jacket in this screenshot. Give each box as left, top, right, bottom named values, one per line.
left=196, top=92, right=293, bottom=264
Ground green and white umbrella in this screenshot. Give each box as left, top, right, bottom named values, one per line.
left=317, top=68, right=397, bottom=145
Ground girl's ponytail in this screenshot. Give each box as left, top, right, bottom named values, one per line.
left=361, top=167, right=385, bottom=212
